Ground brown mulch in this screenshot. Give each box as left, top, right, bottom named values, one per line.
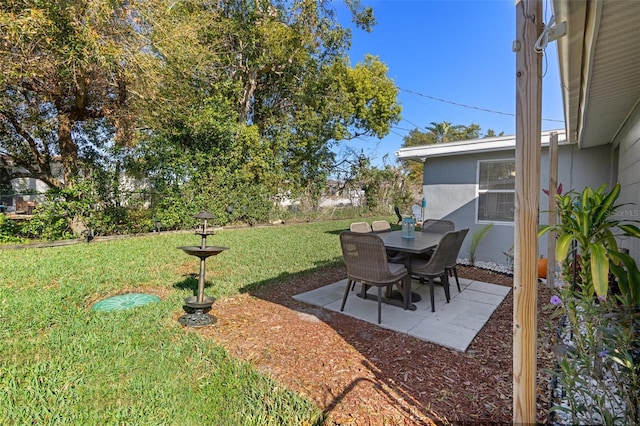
left=193, top=265, right=556, bottom=425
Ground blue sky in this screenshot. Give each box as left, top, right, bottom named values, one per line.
left=333, top=0, right=565, bottom=167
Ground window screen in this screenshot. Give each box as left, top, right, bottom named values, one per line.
left=477, top=160, right=515, bottom=222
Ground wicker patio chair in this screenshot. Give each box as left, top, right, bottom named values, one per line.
left=411, top=230, right=459, bottom=312
left=339, top=231, right=409, bottom=324
left=421, top=219, right=455, bottom=233
left=371, top=220, right=391, bottom=233
left=372, top=219, right=407, bottom=264
left=446, top=229, right=469, bottom=292
left=350, top=221, right=372, bottom=233
left=416, top=219, right=456, bottom=260
left=348, top=220, right=374, bottom=291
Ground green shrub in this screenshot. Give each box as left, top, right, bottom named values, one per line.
left=468, top=224, right=493, bottom=266
left=20, top=203, right=75, bottom=241
left=541, top=184, right=640, bottom=424
left=0, top=214, right=24, bottom=243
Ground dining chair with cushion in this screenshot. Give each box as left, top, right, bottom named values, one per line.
left=446, top=228, right=469, bottom=292
left=348, top=220, right=377, bottom=291
left=339, top=231, right=410, bottom=324
left=411, top=230, right=459, bottom=312
left=421, top=219, right=455, bottom=233
left=378, top=219, right=408, bottom=261
left=350, top=221, right=372, bottom=233
left=371, top=220, right=391, bottom=233
left=414, top=219, right=456, bottom=261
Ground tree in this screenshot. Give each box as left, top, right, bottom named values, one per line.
left=132, top=0, right=400, bottom=208
left=0, top=1, right=142, bottom=188
left=484, top=128, right=505, bottom=138
left=333, top=149, right=409, bottom=213
left=424, top=121, right=482, bottom=143
left=399, top=121, right=488, bottom=185
left=425, top=121, right=465, bottom=144
left=1, top=0, right=401, bottom=232
left=400, top=128, right=435, bottom=186
left=402, top=121, right=483, bottom=148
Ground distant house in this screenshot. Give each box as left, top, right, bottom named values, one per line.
left=0, top=155, right=149, bottom=213
left=0, top=155, right=63, bottom=213
left=396, top=0, right=640, bottom=266
left=274, top=179, right=363, bottom=210
left=319, top=179, right=364, bottom=208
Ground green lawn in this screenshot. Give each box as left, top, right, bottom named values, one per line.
left=0, top=218, right=394, bottom=425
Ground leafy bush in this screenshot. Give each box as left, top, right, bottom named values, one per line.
left=468, top=224, right=493, bottom=266
left=0, top=214, right=24, bottom=243
left=541, top=184, right=640, bottom=424
left=541, top=183, right=640, bottom=306
left=547, top=290, right=639, bottom=425
left=19, top=202, right=76, bottom=240
left=19, top=181, right=97, bottom=240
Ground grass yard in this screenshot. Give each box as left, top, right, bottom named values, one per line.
left=0, top=218, right=391, bottom=424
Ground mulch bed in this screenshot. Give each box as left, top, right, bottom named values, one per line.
left=192, top=264, right=555, bottom=425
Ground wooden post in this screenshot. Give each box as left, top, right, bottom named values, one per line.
left=513, top=0, right=542, bottom=424
left=547, top=132, right=558, bottom=288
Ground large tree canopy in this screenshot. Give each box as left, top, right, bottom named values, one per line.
left=0, top=0, right=402, bottom=237
left=131, top=0, right=400, bottom=199
left=0, top=0, right=143, bottom=188
left=0, top=0, right=400, bottom=206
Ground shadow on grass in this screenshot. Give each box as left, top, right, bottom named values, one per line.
left=173, top=274, right=199, bottom=294
left=173, top=274, right=216, bottom=313
left=323, top=228, right=347, bottom=236
left=237, top=258, right=343, bottom=294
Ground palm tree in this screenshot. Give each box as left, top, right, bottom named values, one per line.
left=425, top=121, right=467, bottom=143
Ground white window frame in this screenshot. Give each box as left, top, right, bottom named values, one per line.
left=476, top=159, right=516, bottom=225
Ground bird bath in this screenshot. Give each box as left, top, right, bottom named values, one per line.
left=178, top=246, right=227, bottom=259
left=177, top=211, right=228, bottom=327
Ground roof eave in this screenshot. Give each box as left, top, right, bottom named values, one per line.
left=396, top=129, right=567, bottom=162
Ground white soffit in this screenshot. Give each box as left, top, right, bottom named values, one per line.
left=395, top=130, right=567, bottom=162
left=554, top=0, right=640, bottom=149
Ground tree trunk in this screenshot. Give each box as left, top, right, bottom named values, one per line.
left=58, top=112, right=79, bottom=187
left=239, top=69, right=258, bottom=123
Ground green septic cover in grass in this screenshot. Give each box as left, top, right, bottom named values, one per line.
left=92, top=293, right=161, bottom=311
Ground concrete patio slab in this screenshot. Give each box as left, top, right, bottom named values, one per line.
left=292, top=276, right=511, bottom=352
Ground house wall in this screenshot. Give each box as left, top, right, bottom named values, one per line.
left=611, top=103, right=640, bottom=263
left=9, top=177, right=49, bottom=205
left=422, top=143, right=612, bottom=265
left=2, top=160, right=63, bottom=211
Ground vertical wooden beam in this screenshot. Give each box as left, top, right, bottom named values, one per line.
left=513, top=0, right=542, bottom=424
left=547, top=132, right=559, bottom=288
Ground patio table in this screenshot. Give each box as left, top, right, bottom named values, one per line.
left=376, top=230, right=445, bottom=310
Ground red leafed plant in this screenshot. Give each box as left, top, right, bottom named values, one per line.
left=543, top=182, right=563, bottom=196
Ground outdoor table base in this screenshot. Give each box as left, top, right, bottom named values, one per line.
left=357, top=285, right=417, bottom=311
left=377, top=231, right=446, bottom=311
left=388, top=289, right=421, bottom=303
